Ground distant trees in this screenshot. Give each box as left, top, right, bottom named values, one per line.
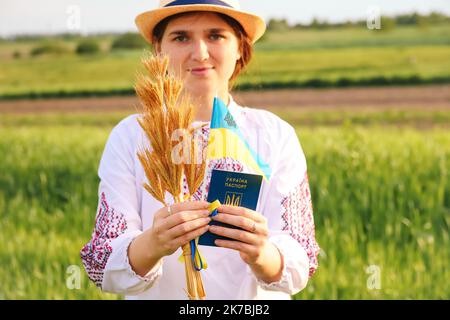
left=110, top=32, right=148, bottom=50
left=76, top=40, right=100, bottom=55
left=266, top=11, right=450, bottom=31
left=379, top=16, right=396, bottom=32
left=30, top=42, right=71, bottom=56
left=8, top=10, right=447, bottom=59
left=24, top=32, right=151, bottom=58
left=395, top=12, right=448, bottom=26
left=267, top=18, right=290, bottom=31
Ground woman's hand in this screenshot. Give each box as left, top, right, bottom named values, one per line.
left=149, top=200, right=211, bottom=259
left=128, top=200, right=210, bottom=277
left=209, top=204, right=269, bottom=264
left=209, top=205, right=283, bottom=283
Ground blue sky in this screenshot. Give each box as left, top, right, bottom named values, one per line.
left=1, top=0, right=449, bottom=37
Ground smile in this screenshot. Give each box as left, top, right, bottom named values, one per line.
left=188, top=67, right=214, bottom=76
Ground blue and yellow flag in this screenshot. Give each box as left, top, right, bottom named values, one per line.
left=187, top=97, right=272, bottom=271
left=206, top=97, right=272, bottom=181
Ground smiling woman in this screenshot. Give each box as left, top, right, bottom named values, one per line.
left=153, top=11, right=253, bottom=82
left=151, top=11, right=253, bottom=121
left=154, top=12, right=243, bottom=120
left=80, top=0, right=320, bottom=300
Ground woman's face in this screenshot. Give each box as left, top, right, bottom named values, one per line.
left=157, top=12, right=241, bottom=97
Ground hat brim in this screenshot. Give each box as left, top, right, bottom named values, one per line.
left=135, top=5, right=266, bottom=44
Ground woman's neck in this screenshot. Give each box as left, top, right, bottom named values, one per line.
left=190, top=90, right=230, bottom=122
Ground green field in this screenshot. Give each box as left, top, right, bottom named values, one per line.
left=256, top=25, right=450, bottom=50
left=1, top=110, right=449, bottom=299
left=0, top=25, right=449, bottom=98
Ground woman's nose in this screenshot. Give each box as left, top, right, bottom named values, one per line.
left=190, top=39, right=209, bottom=62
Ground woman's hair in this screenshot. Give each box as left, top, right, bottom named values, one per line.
left=152, top=11, right=253, bottom=87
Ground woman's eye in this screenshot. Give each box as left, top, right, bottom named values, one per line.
left=209, top=34, right=224, bottom=41
left=174, top=36, right=188, bottom=42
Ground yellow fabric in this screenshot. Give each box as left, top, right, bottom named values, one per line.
left=207, top=128, right=269, bottom=181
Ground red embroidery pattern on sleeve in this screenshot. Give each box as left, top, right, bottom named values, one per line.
left=281, top=172, right=320, bottom=278
left=80, top=192, right=128, bottom=287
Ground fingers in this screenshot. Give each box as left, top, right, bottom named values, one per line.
left=214, top=239, right=255, bottom=256
left=162, top=209, right=211, bottom=230
left=157, top=200, right=210, bottom=219
left=170, top=224, right=210, bottom=248
left=218, top=205, right=266, bottom=223
left=171, top=200, right=210, bottom=215
left=211, top=213, right=267, bottom=235
left=209, top=225, right=261, bottom=246
left=166, top=216, right=211, bottom=239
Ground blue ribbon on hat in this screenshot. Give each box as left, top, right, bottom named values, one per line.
left=164, top=0, right=233, bottom=8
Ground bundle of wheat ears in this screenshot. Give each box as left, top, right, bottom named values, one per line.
left=135, top=52, right=207, bottom=300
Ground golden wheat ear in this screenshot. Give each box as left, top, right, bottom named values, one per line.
left=135, top=52, right=207, bottom=300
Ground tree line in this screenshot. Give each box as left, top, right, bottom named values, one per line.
left=267, top=12, right=450, bottom=31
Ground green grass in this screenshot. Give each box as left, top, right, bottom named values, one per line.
left=275, top=108, right=450, bottom=128
left=294, top=126, right=450, bottom=299
left=1, top=46, right=449, bottom=97
left=0, top=110, right=449, bottom=299
left=0, top=51, right=142, bottom=96
left=2, top=108, right=450, bottom=128
left=0, top=125, right=118, bottom=299
left=0, top=25, right=449, bottom=98
left=255, top=25, right=450, bottom=50
left=239, top=46, right=450, bottom=88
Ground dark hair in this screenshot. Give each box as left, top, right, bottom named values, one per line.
left=152, top=11, right=253, bottom=87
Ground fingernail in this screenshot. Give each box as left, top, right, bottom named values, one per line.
left=203, top=210, right=211, bottom=215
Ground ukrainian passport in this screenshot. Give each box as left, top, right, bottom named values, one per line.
left=198, top=169, right=263, bottom=247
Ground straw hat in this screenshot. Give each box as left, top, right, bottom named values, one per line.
left=135, top=0, right=266, bottom=44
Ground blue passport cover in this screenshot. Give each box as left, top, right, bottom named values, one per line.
left=198, top=169, right=263, bottom=246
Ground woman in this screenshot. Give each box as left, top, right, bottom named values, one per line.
left=80, top=0, right=320, bottom=300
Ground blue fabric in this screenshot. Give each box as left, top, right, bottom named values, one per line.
left=190, top=240, right=203, bottom=271
left=164, top=0, right=233, bottom=8
left=211, top=97, right=272, bottom=180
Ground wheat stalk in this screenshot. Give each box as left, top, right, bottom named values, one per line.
left=135, top=51, right=207, bottom=300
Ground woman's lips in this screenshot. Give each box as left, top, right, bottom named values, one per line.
left=189, top=67, right=214, bottom=76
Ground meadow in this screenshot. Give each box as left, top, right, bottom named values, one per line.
left=0, top=21, right=449, bottom=300
left=0, top=25, right=449, bottom=97
left=0, top=110, right=449, bottom=299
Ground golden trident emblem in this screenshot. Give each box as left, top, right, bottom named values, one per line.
left=225, top=192, right=243, bottom=206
